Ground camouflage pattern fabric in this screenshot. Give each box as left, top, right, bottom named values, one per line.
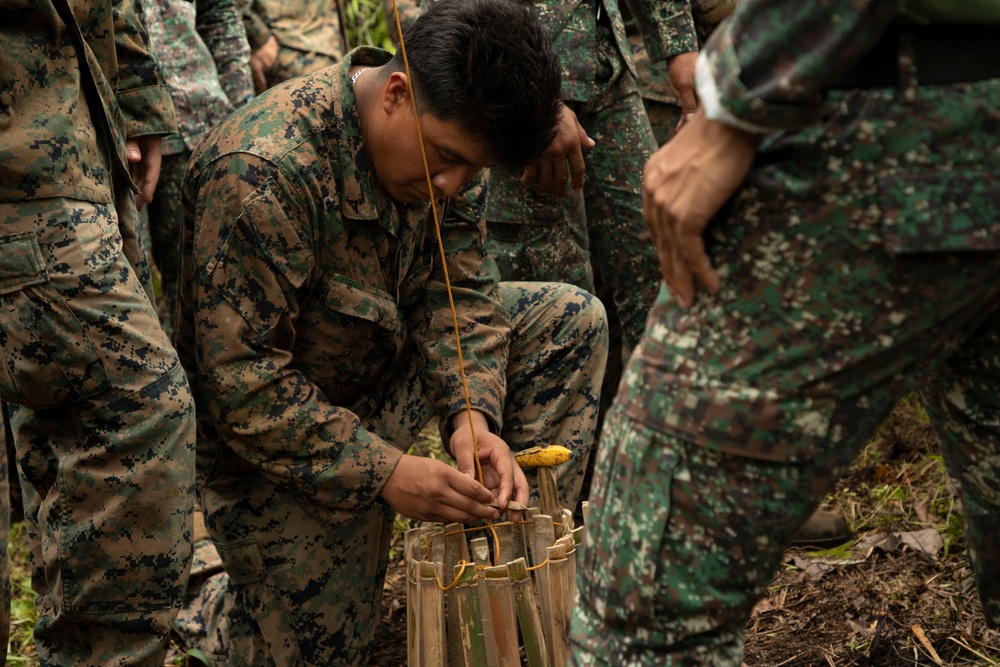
left=265, top=47, right=339, bottom=88
left=137, top=0, right=254, bottom=157
left=236, top=0, right=344, bottom=75
left=0, top=2, right=195, bottom=666
left=174, top=47, right=607, bottom=664
left=486, top=18, right=659, bottom=356
left=136, top=0, right=253, bottom=338
left=148, top=152, right=190, bottom=339
left=571, top=1, right=1000, bottom=663
left=622, top=0, right=737, bottom=145
left=0, top=195, right=196, bottom=667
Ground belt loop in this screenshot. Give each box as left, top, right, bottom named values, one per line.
left=897, top=31, right=919, bottom=102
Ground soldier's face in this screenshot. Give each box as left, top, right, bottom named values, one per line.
left=382, top=110, right=493, bottom=204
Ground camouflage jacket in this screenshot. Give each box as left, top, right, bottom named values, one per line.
left=628, top=0, right=735, bottom=64
left=137, top=0, right=254, bottom=155
left=177, top=47, right=510, bottom=510
left=0, top=0, right=177, bottom=203
left=236, top=0, right=343, bottom=58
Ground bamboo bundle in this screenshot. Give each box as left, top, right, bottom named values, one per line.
left=405, top=506, right=582, bottom=667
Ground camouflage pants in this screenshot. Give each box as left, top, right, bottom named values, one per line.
left=642, top=98, right=682, bottom=147
left=571, top=78, right=1000, bottom=665
left=184, top=281, right=607, bottom=665
left=0, top=195, right=196, bottom=667
left=485, top=26, right=659, bottom=354
left=265, top=47, right=339, bottom=90
left=147, top=150, right=190, bottom=339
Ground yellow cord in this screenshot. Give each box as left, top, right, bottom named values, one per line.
left=390, top=0, right=484, bottom=489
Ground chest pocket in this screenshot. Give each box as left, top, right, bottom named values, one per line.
left=294, top=274, right=405, bottom=404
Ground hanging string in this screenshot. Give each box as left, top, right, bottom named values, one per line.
left=389, top=0, right=486, bottom=490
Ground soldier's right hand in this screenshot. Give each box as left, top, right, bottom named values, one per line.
left=379, top=454, right=502, bottom=524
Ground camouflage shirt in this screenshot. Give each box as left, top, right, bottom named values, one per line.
left=177, top=47, right=510, bottom=510
left=0, top=0, right=177, bottom=203
left=699, top=0, right=901, bottom=130
left=236, top=0, right=344, bottom=58
left=137, top=0, right=254, bottom=155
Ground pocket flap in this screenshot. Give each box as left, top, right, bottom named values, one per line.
left=0, top=232, right=48, bottom=295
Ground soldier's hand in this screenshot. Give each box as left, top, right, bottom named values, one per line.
left=449, top=411, right=529, bottom=521
left=643, top=108, right=758, bottom=308
left=668, top=51, right=700, bottom=130
left=250, top=36, right=280, bottom=93
left=380, top=454, right=501, bottom=523
left=126, top=135, right=163, bottom=212
left=522, top=102, right=594, bottom=200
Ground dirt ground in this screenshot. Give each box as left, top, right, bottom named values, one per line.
left=368, top=400, right=1000, bottom=666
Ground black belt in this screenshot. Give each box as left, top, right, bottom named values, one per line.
left=831, top=24, right=1000, bottom=89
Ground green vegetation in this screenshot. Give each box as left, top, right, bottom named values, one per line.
left=344, top=0, right=395, bottom=51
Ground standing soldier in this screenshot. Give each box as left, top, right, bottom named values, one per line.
left=0, top=1, right=196, bottom=665
left=137, top=0, right=256, bottom=338
left=573, top=0, right=1000, bottom=664
left=237, top=0, right=346, bottom=92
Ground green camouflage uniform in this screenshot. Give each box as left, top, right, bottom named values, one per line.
left=137, top=0, right=254, bottom=339
left=484, top=0, right=661, bottom=356
left=173, top=47, right=608, bottom=665
left=237, top=0, right=345, bottom=87
left=0, top=1, right=196, bottom=665
left=572, top=1, right=1000, bottom=664
left=623, top=0, right=735, bottom=145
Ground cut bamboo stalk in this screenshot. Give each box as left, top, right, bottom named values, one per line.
left=408, top=552, right=420, bottom=667
left=531, top=515, right=556, bottom=661
left=443, top=523, right=468, bottom=667
left=508, top=558, right=550, bottom=667
left=525, top=507, right=540, bottom=567
left=453, top=562, right=487, bottom=667
left=556, top=534, right=578, bottom=606
left=471, top=537, right=498, bottom=667
left=545, top=543, right=571, bottom=667
left=537, top=467, right=562, bottom=519
left=417, top=560, right=446, bottom=667
left=581, top=500, right=589, bottom=525
left=481, top=564, right=520, bottom=667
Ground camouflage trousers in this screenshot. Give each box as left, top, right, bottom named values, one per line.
left=147, top=150, right=190, bottom=339
left=485, top=25, right=659, bottom=355
left=571, top=78, right=1000, bottom=665
left=265, top=47, right=340, bottom=90
left=0, top=195, right=196, bottom=666
left=180, top=281, right=608, bottom=665
left=641, top=98, right=682, bottom=147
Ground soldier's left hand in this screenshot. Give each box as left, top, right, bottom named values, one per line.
left=643, top=108, right=757, bottom=307
left=449, top=410, right=529, bottom=520
left=522, top=102, right=594, bottom=200
left=126, top=135, right=163, bottom=212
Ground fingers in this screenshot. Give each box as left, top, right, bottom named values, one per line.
left=251, top=61, right=268, bottom=94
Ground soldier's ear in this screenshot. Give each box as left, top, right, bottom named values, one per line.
left=382, top=71, right=412, bottom=117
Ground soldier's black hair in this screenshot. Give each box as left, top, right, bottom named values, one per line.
left=388, top=0, right=562, bottom=170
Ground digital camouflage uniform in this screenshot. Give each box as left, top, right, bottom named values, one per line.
left=173, top=47, right=608, bottom=665
left=137, top=0, right=255, bottom=339
left=237, top=0, right=345, bottom=88
left=571, top=1, right=1000, bottom=665
left=622, top=0, right=735, bottom=146
left=0, top=1, right=196, bottom=665
left=484, top=0, right=661, bottom=357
